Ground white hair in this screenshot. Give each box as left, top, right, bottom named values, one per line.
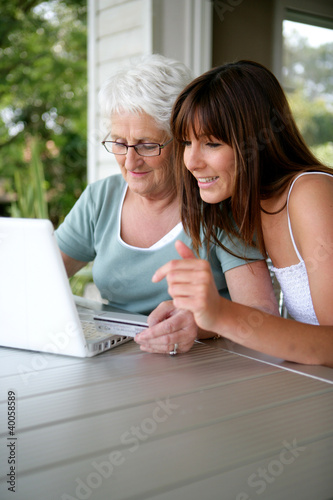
left=98, top=54, right=193, bottom=135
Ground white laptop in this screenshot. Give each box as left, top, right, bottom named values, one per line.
left=0, top=217, right=148, bottom=357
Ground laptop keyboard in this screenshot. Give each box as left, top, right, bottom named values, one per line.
left=81, top=321, right=109, bottom=340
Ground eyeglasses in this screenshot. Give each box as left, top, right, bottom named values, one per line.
left=101, top=137, right=173, bottom=157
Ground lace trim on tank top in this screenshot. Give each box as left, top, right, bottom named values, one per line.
left=270, top=172, right=332, bottom=325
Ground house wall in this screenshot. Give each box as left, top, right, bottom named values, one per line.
left=212, top=0, right=275, bottom=70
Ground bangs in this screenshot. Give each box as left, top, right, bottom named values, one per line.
left=172, top=82, right=232, bottom=145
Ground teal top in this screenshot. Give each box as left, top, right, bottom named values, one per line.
left=55, top=175, right=263, bottom=315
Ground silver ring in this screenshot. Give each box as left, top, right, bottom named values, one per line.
left=169, top=343, right=178, bottom=356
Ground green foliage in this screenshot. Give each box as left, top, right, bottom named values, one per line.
left=11, top=136, right=49, bottom=218
left=0, top=0, right=87, bottom=226
left=69, top=263, right=93, bottom=297
left=288, top=90, right=333, bottom=146
left=283, top=38, right=333, bottom=98
left=311, top=143, right=333, bottom=168
left=283, top=30, right=333, bottom=168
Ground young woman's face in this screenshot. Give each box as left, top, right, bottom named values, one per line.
left=183, top=129, right=236, bottom=204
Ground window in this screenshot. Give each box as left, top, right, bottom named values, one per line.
left=282, top=12, right=333, bottom=166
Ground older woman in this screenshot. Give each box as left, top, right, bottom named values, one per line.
left=55, top=55, right=278, bottom=355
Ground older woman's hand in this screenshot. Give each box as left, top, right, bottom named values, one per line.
left=134, top=300, right=198, bottom=354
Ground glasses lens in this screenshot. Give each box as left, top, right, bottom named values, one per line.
left=135, top=144, right=160, bottom=156
left=110, top=142, right=127, bottom=154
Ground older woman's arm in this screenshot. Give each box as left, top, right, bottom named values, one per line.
left=60, top=251, right=87, bottom=278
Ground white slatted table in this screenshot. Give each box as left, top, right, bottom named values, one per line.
left=0, top=299, right=332, bottom=500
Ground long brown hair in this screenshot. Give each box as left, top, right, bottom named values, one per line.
left=171, top=60, right=331, bottom=256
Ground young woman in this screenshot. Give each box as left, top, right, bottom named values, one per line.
left=140, top=60, right=333, bottom=366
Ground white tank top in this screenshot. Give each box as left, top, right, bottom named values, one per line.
left=271, top=172, right=332, bottom=325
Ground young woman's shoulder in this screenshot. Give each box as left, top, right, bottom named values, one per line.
left=288, top=171, right=333, bottom=243
left=289, top=171, right=333, bottom=211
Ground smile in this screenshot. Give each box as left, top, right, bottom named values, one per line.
left=197, top=176, right=219, bottom=188
left=198, top=176, right=218, bottom=183
left=128, top=170, right=149, bottom=177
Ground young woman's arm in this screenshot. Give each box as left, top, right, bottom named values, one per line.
left=135, top=243, right=279, bottom=353
left=225, top=259, right=279, bottom=315
left=151, top=237, right=333, bottom=367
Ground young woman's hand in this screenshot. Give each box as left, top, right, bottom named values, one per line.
left=152, top=240, right=222, bottom=332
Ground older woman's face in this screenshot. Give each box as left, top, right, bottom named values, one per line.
left=110, top=111, right=173, bottom=199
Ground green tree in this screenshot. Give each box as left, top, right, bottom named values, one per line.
left=283, top=29, right=333, bottom=166
left=288, top=89, right=333, bottom=146
left=283, top=34, right=333, bottom=98
left=0, top=0, right=87, bottom=225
